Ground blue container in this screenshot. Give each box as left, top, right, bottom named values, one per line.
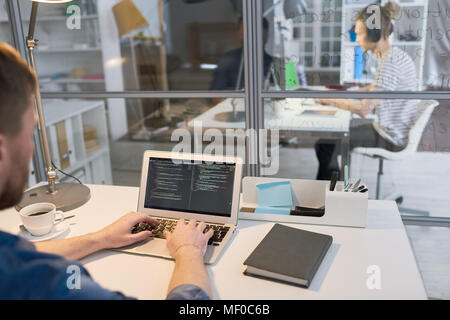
left=354, top=46, right=364, bottom=80
left=349, top=29, right=357, bottom=42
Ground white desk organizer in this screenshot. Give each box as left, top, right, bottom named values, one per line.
left=240, top=177, right=367, bottom=228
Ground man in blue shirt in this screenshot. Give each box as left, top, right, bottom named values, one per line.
left=0, top=43, right=214, bottom=300
left=210, top=17, right=273, bottom=92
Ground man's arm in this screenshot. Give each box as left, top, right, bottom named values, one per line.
left=34, top=212, right=158, bottom=261
left=164, top=219, right=214, bottom=299
left=36, top=215, right=215, bottom=299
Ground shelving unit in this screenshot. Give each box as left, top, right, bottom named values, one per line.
left=0, top=0, right=12, bottom=44
left=0, top=0, right=107, bottom=92
left=42, top=100, right=112, bottom=185
left=340, top=0, right=429, bottom=88
left=282, top=0, right=343, bottom=71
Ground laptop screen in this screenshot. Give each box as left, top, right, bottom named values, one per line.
left=144, top=157, right=236, bottom=217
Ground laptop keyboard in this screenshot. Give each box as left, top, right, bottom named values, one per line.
left=152, top=218, right=231, bottom=246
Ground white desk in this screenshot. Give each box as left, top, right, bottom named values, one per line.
left=188, top=98, right=351, bottom=132
left=0, top=184, right=426, bottom=300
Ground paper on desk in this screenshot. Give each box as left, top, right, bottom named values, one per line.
left=256, top=181, right=293, bottom=208
left=254, top=206, right=291, bottom=215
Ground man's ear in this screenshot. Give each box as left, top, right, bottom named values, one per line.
left=0, top=134, right=5, bottom=163
left=0, top=134, right=11, bottom=168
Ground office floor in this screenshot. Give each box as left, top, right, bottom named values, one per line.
left=405, top=225, right=450, bottom=300
left=110, top=140, right=450, bottom=300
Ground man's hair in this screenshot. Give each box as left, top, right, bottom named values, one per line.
left=0, top=42, right=37, bottom=137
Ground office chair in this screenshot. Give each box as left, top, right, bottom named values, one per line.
left=352, top=100, right=439, bottom=216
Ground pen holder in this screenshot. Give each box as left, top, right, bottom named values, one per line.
left=324, top=183, right=368, bottom=228
left=240, top=177, right=367, bottom=228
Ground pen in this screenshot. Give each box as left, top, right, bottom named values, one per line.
left=330, top=171, right=338, bottom=191
left=351, top=179, right=361, bottom=191
left=352, top=185, right=366, bottom=193
left=344, top=183, right=353, bottom=192
left=344, top=165, right=349, bottom=187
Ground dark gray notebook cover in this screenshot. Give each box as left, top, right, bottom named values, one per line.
left=243, top=224, right=333, bottom=287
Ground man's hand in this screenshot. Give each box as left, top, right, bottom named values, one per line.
left=164, top=219, right=214, bottom=259
left=96, top=212, right=158, bottom=249
left=164, top=219, right=214, bottom=298
left=35, top=212, right=159, bottom=260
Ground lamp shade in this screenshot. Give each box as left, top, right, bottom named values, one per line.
left=113, top=0, right=149, bottom=38
left=283, top=0, right=308, bottom=20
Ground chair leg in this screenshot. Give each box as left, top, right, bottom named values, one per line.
left=376, top=158, right=383, bottom=200
left=375, top=157, right=430, bottom=216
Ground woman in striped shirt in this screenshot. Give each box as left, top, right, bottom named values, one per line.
left=315, top=1, right=419, bottom=180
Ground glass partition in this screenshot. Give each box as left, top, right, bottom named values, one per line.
left=18, top=0, right=244, bottom=92
left=262, top=0, right=450, bottom=91
left=38, top=97, right=247, bottom=188
left=5, top=0, right=449, bottom=221
left=262, top=97, right=450, bottom=219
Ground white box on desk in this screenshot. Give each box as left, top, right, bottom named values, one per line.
left=239, top=177, right=367, bottom=228
left=324, top=182, right=367, bottom=228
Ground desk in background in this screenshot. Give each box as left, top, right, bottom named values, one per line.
left=188, top=98, right=351, bottom=177
left=0, top=184, right=426, bottom=299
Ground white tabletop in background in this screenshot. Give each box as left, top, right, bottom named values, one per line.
left=188, top=98, right=351, bottom=132
left=0, top=184, right=426, bottom=300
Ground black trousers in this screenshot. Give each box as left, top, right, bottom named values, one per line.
left=315, top=119, right=405, bottom=180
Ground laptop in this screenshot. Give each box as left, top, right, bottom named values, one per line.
left=118, top=151, right=243, bottom=264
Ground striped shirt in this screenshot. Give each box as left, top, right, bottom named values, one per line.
left=372, top=46, right=419, bottom=147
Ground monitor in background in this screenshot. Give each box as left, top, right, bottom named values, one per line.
left=144, top=158, right=236, bottom=217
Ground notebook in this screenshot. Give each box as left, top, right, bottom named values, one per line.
left=243, top=224, right=333, bottom=287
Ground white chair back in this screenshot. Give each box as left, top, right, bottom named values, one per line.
left=401, top=100, right=439, bottom=155
left=352, top=100, right=439, bottom=160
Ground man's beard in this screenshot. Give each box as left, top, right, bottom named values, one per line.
left=0, top=163, right=29, bottom=211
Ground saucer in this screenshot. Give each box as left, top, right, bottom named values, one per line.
left=18, top=221, right=70, bottom=242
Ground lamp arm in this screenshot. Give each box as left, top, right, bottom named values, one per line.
left=27, top=1, right=38, bottom=41
left=26, top=1, right=58, bottom=194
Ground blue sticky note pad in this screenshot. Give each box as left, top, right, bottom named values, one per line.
left=255, top=206, right=291, bottom=215
left=256, top=181, right=293, bottom=208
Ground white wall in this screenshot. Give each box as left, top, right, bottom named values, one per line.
left=98, top=0, right=128, bottom=141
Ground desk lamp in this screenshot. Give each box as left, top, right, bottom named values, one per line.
left=17, top=0, right=91, bottom=212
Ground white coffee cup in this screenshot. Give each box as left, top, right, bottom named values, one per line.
left=19, top=203, right=65, bottom=236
